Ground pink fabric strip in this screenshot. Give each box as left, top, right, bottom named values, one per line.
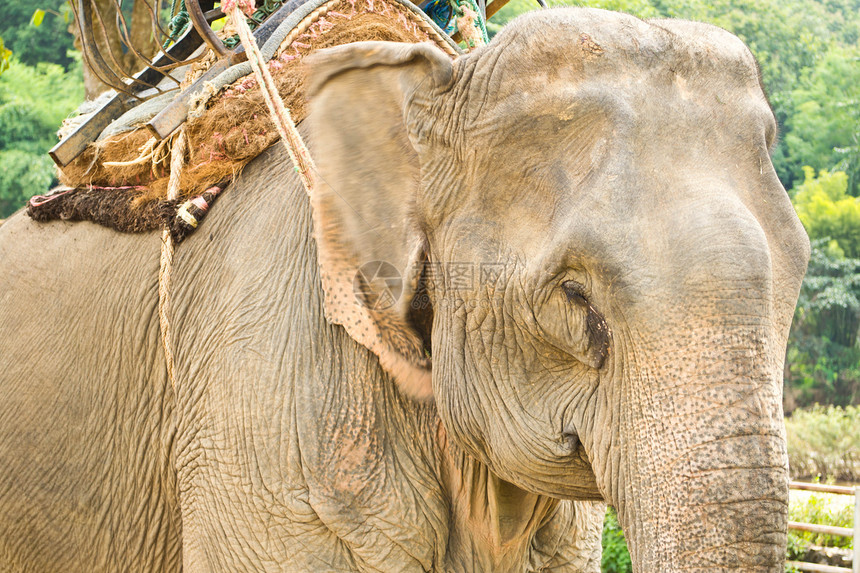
left=191, top=196, right=209, bottom=210
left=28, top=188, right=74, bottom=207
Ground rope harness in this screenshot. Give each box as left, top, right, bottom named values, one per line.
left=158, top=129, right=187, bottom=390
left=156, top=0, right=487, bottom=389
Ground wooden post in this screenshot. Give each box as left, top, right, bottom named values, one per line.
left=853, top=486, right=859, bottom=573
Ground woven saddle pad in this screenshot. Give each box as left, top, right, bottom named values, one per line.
left=28, top=0, right=459, bottom=242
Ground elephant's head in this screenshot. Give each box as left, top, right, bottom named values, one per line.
left=305, top=8, right=809, bottom=571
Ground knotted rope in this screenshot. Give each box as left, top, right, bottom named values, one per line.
left=159, top=129, right=187, bottom=390
left=452, top=0, right=488, bottom=49
left=422, top=0, right=489, bottom=47
left=165, top=0, right=190, bottom=47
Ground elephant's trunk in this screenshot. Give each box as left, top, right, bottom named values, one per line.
left=613, top=323, right=789, bottom=571
left=620, top=431, right=788, bottom=571
left=607, top=208, right=790, bottom=570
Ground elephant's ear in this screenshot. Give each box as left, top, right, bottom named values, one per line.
left=304, top=42, right=455, bottom=401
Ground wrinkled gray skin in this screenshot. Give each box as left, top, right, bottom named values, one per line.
left=0, top=7, right=808, bottom=573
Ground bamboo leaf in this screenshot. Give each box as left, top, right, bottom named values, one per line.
left=30, top=9, right=45, bottom=27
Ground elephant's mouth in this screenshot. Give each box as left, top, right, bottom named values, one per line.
left=562, top=427, right=581, bottom=452
left=560, top=426, right=594, bottom=474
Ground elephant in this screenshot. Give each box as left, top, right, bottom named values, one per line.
left=0, top=6, right=809, bottom=573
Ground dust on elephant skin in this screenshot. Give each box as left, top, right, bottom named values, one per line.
left=0, top=7, right=807, bottom=573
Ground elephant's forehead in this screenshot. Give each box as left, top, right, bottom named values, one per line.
left=473, top=8, right=762, bottom=101
left=433, top=8, right=778, bottom=261
left=448, top=7, right=775, bottom=157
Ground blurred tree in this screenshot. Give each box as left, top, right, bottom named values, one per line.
left=793, top=167, right=860, bottom=257
left=789, top=170, right=860, bottom=407
left=0, top=37, right=10, bottom=76
left=787, top=240, right=860, bottom=407
left=0, top=0, right=76, bottom=70
left=69, top=0, right=166, bottom=99
left=0, top=0, right=168, bottom=99
left=0, top=56, right=83, bottom=217
left=486, top=0, right=537, bottom=36
left=795, top=239, right=860, bottom=348
left=784, top=46, right=860, bottom=196
left=0, top=150, right=56, bottom=218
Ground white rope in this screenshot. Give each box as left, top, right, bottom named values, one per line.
left=158, top=129, right=187, bottom=391
left=224, top=0, right=318, bottom=197
left=157, top=0, right=319, bottom=391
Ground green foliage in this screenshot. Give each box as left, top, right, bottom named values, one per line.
left=785, top=405, right=860, bottom=481
left=793, top=238, right=860, bottom=347
left=0, top=0, right=76, bottom=70
left=486, top=0, right=538, bottom=36
left=0, top=37, right=10, bottom=76
left=784, top=46, right=860, bottom=196
left=0, top=56, right=83, bottom=217
left=601, top=508, right=632, bottom=573
left=786, top=333, right=860, bottom=408
left=0, top=57, right=85, bottom=134
left=785, top=533, right=809, bottom=570
left=786, top=240, right=860, bottom=407
left=30, top=9, right=46, bottom=28
left=787, top=489, right=855, bottom=554
left=793, top=168, right=860, bottom=258
left=0, top=150, right=56, bottom=217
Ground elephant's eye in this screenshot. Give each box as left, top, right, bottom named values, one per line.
left=558, top=279, right=611, bottom=369
left=562, top=280, right=588, bottom=305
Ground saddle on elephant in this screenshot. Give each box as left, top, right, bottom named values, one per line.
left=27, top=0, right=486, bottom=242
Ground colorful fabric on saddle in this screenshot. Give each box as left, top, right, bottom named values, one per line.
left=28, top=0, right=459, bottom=241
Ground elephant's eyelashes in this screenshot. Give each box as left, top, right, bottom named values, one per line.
left=562, top=280, right=588, bottom=305
left=561, top=280, right=611, bottom=369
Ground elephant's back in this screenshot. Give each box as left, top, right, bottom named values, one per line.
left=0, top=213, right=182, bottom=572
